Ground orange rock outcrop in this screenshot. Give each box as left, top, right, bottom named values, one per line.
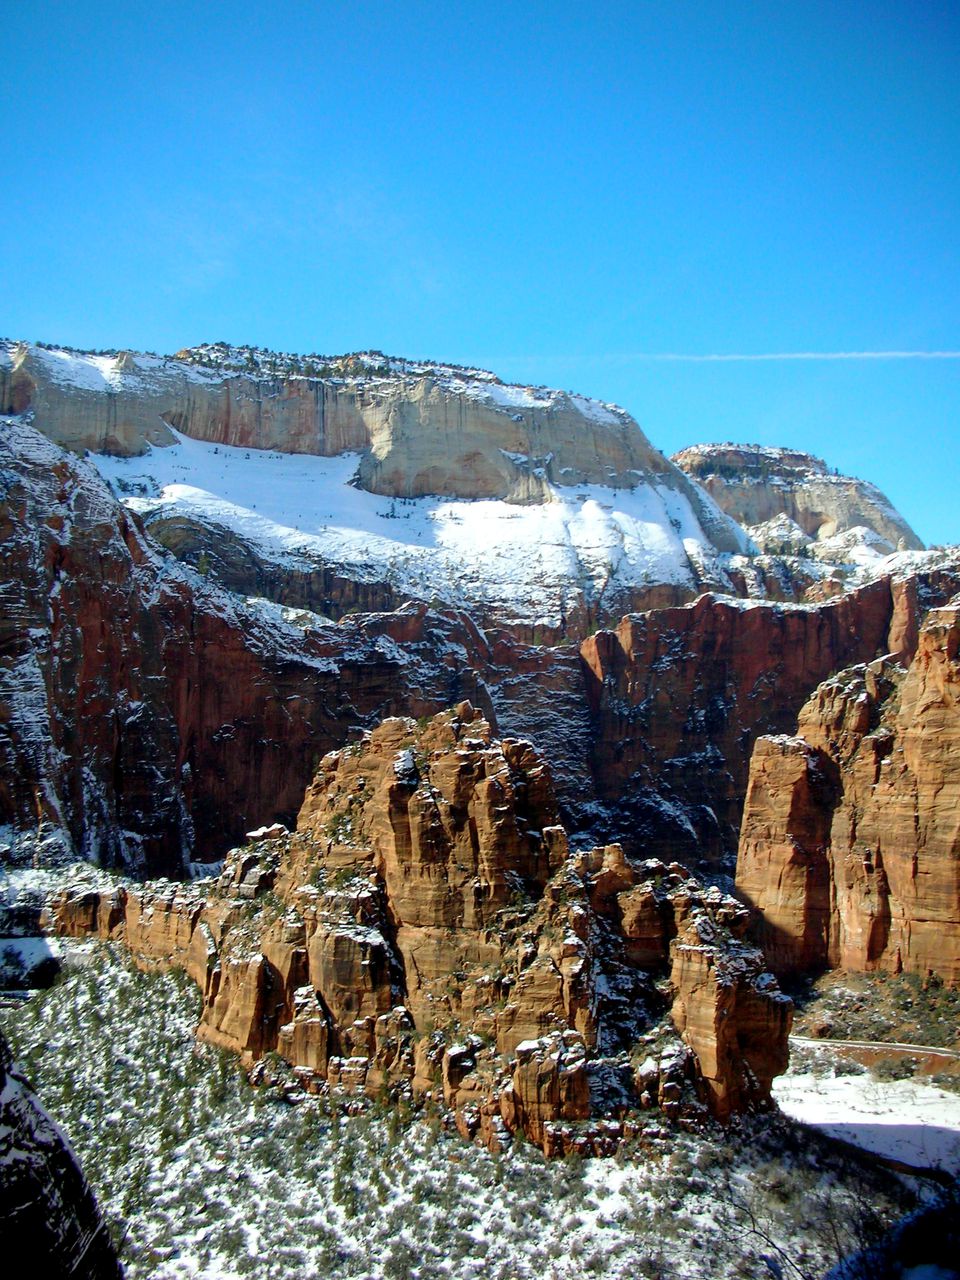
left=737, top=600, right=960, bottom=984
left=50, top=708, right=792, bottom=1152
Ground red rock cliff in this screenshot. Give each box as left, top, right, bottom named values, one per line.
left=736, top=600, right=960, bottom=984
left=578, top=579, right=960, bottom=863
left=0, top=421, right=492, bottom=873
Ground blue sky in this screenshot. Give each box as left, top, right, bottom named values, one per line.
left=5, top=1, right=958, bottom=543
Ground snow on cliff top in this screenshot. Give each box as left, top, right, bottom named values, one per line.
left=1, top=338, right=627, bottom=422
left=673, top=442, right=833, bottom=473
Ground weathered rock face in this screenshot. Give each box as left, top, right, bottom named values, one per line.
left=0, top=420, right=495, bottom=874
left=5, top=414, right=959, bottom=885
left=737, top=600, right=960, bottom=984
left=50, top=710, right=791, bottom=1152
left=0, top=1031, right=123, bottom=1278
left=2, top=341, right=761, bottom=641
left=673, top=443, right=923, bottom=553
left=3, top=343, right=737, bottom=545
left=579, top=583, right=902, bottom=863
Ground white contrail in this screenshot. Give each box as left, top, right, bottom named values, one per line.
left=622, top=350, right=960, bottom=362
left=488, top=349, right=960, bottom=367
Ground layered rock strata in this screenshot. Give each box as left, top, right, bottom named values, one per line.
left=0, top=420, right=492, bottom=874
left=2, top=341, right=756, bottom=638
left=50, top=708, right=792, bottom=1154
left=4, top=410, right=958, bottom=883
left=578, top=572, right=960, bottom=864
left=736, top=600, right=960, bottom=983
left=2, top=342, right=737, bottom=543
left=0, top=1031, right=123, bottom=1277
left=673, top=443, right=923, bottom=553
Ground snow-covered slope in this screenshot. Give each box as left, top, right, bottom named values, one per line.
left=92, top=429, right=744, bottom=630
left=0, top=1027, right=122, bottom=1277
left=775, top=1048, right=960, bottom=1175
left=1, top=338, right=761, bottom=630
left=5, top=338, right=948, bottom=630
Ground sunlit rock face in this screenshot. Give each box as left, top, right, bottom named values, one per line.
left=673, top=442, right=923, bottom=554
left=2, top=340, right=758, bottom=638
left=0, top=1031, right=123, bottom=1279
left=4, top=407, right=959, bottom=885
left=2, top=337, right=739, bottom=518
left=737, top=599, right=960, bottom=985
left=5, top=337, right=960, bottom=1027
left=7, top=338, right=953, bottom=649
left=50, top=708, right=792, bottom=1153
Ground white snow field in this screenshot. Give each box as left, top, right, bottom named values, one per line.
left=87, top=426, right=946, bottom=632
left=91, top=429, right=734, bottom=628
left=774, top=1057, right=960, bottom=1175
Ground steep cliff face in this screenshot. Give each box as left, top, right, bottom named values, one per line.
left=12, top=340, right=950, bottom=642
left=0, top=1031, right=123, bottom=1278
left=3, top=340, right=735, bottom=524
left=0, top=419, right=496, bottom=873
left=50, top=709, right=792, bottom=1152
left=673, top=443, right=923, bottom=553
left=5, top=409, right=957, bottom=880
left=4, top=414, right=959, bottom=884
left=1, top=341, right=759, bottom=637
left=578, top=582, right=910, bottom=863
left=736, top=600, right=960, bottom=984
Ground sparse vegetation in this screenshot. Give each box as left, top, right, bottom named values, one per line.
left=791, top=970, right=960, bottom=1051
left=0, top=941, right=920, bottom=1280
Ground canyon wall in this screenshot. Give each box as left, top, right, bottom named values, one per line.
left=4, top=408, right=959, bottom=885
left=2, top=343, right=739, bottom=550
left=576, top=578, right=945, bottom=863
left=673, top=443, right=923, bottom=552
left=736, top=600, right=960, bottom=984
left=5, top=416, right=959, bottom=875
left=0, top=420, right=492, bottom=873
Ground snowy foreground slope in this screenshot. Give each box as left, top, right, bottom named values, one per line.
left=0, top=1022, right=121, bottom=1276
left=1, top=941, right=925, bottom=1280
left=775, top=1054, right=960, bottom=1177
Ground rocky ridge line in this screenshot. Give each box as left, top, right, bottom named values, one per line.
left=0, top=340, right=738, bottom=535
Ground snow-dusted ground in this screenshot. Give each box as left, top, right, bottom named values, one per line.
left=0, top=935, right=61, bottom=969
left=92, top=430, right=731, bottom=627
left=0, top=943, right=919, bottom=1280
left=774, top=1052, right=960, bottom=1175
